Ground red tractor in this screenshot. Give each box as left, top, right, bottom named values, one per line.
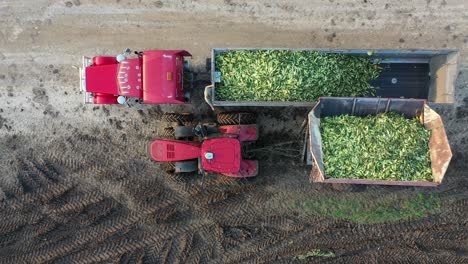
left=150, top=112, right=259, bottom=178
left=80, top=49, right=192, bottom=105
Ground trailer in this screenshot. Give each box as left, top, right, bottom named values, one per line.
left=205, top=48, right=459, bottom=107
left=304, top=97, right=452, bottom=187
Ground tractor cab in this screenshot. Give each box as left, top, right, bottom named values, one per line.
left=80, top=49, right=191, bottom=105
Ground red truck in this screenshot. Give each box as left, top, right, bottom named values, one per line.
left=80, top=49, right=192, bottom=105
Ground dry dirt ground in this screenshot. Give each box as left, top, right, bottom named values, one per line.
left=1, top=0, right=468, bottom=263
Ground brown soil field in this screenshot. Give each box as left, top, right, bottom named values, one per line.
left=0, top=0, right=467, bottom=263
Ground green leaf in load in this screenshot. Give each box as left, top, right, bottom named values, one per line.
left=320, top=112, right=432, bottom=182
left=215, top=50, right=382, bottom=101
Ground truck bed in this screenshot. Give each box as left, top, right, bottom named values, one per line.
left=210, top=48, right=459, bottom=107
left=373, top=63, right=430, bottom=99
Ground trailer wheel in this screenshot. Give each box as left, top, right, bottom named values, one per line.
left=217, top=112, right=256, bottom=125
left=158, top=127, right=175, bottom=139
left=162, top=113, right=194, bottom=124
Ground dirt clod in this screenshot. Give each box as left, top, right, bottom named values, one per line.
left=154, top=1, right=163, bottom=8
left=327, top=32, right=337, bottom=42
left=32, top=87, right=49, bottom=105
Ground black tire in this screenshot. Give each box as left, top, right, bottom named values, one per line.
left=159, top=127, right=175, bottom=139
left=217, top=112, right=256, bottom=125
left=162, top=113, right=194, bottom=124
left=175, top=159, right=198, bottom=173
left=204, top=123, right=218, bottom=135
left=175, top=126, right=195, bottom=139
left=183, top=121, right=198, bottom=127
left=160, top=162, right=175, bottom=174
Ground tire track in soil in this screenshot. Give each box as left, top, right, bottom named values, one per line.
left=0, top=105, right=467, bottom=263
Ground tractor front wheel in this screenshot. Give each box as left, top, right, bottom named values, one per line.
left=160, top=162, right=176, bottom=174
left=217, top=112, right=256, bottom=125
left=175, top=159, right=198, bottom=173
left=158, top=127, right=175, bottom=139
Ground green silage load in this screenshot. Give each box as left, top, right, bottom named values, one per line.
left=320, top=112, right=432, bottom=182
left=215, top=50, right=382, bottom=101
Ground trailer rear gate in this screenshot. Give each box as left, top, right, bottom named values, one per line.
left=372, top=63, right=430, bottom=99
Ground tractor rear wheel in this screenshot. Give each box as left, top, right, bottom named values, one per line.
left=183, top=121, right=198, bottom=127
left=162, top=113, right=194, bottom=124
left=175, top=126, right=195, bottom=139
left=159, top=127, right=175, bottom=139
left=217, top=112, right=256, bottom=125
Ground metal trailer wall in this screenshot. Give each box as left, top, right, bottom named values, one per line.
left=208, top=48, right=459, bottom=107
left=306, top=97, right=452, bottom=187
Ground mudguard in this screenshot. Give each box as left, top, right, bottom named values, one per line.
left=218, top=124, right=258, bottom=142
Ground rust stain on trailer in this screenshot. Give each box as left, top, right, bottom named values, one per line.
left=424, top=105, right=452, bottom=184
